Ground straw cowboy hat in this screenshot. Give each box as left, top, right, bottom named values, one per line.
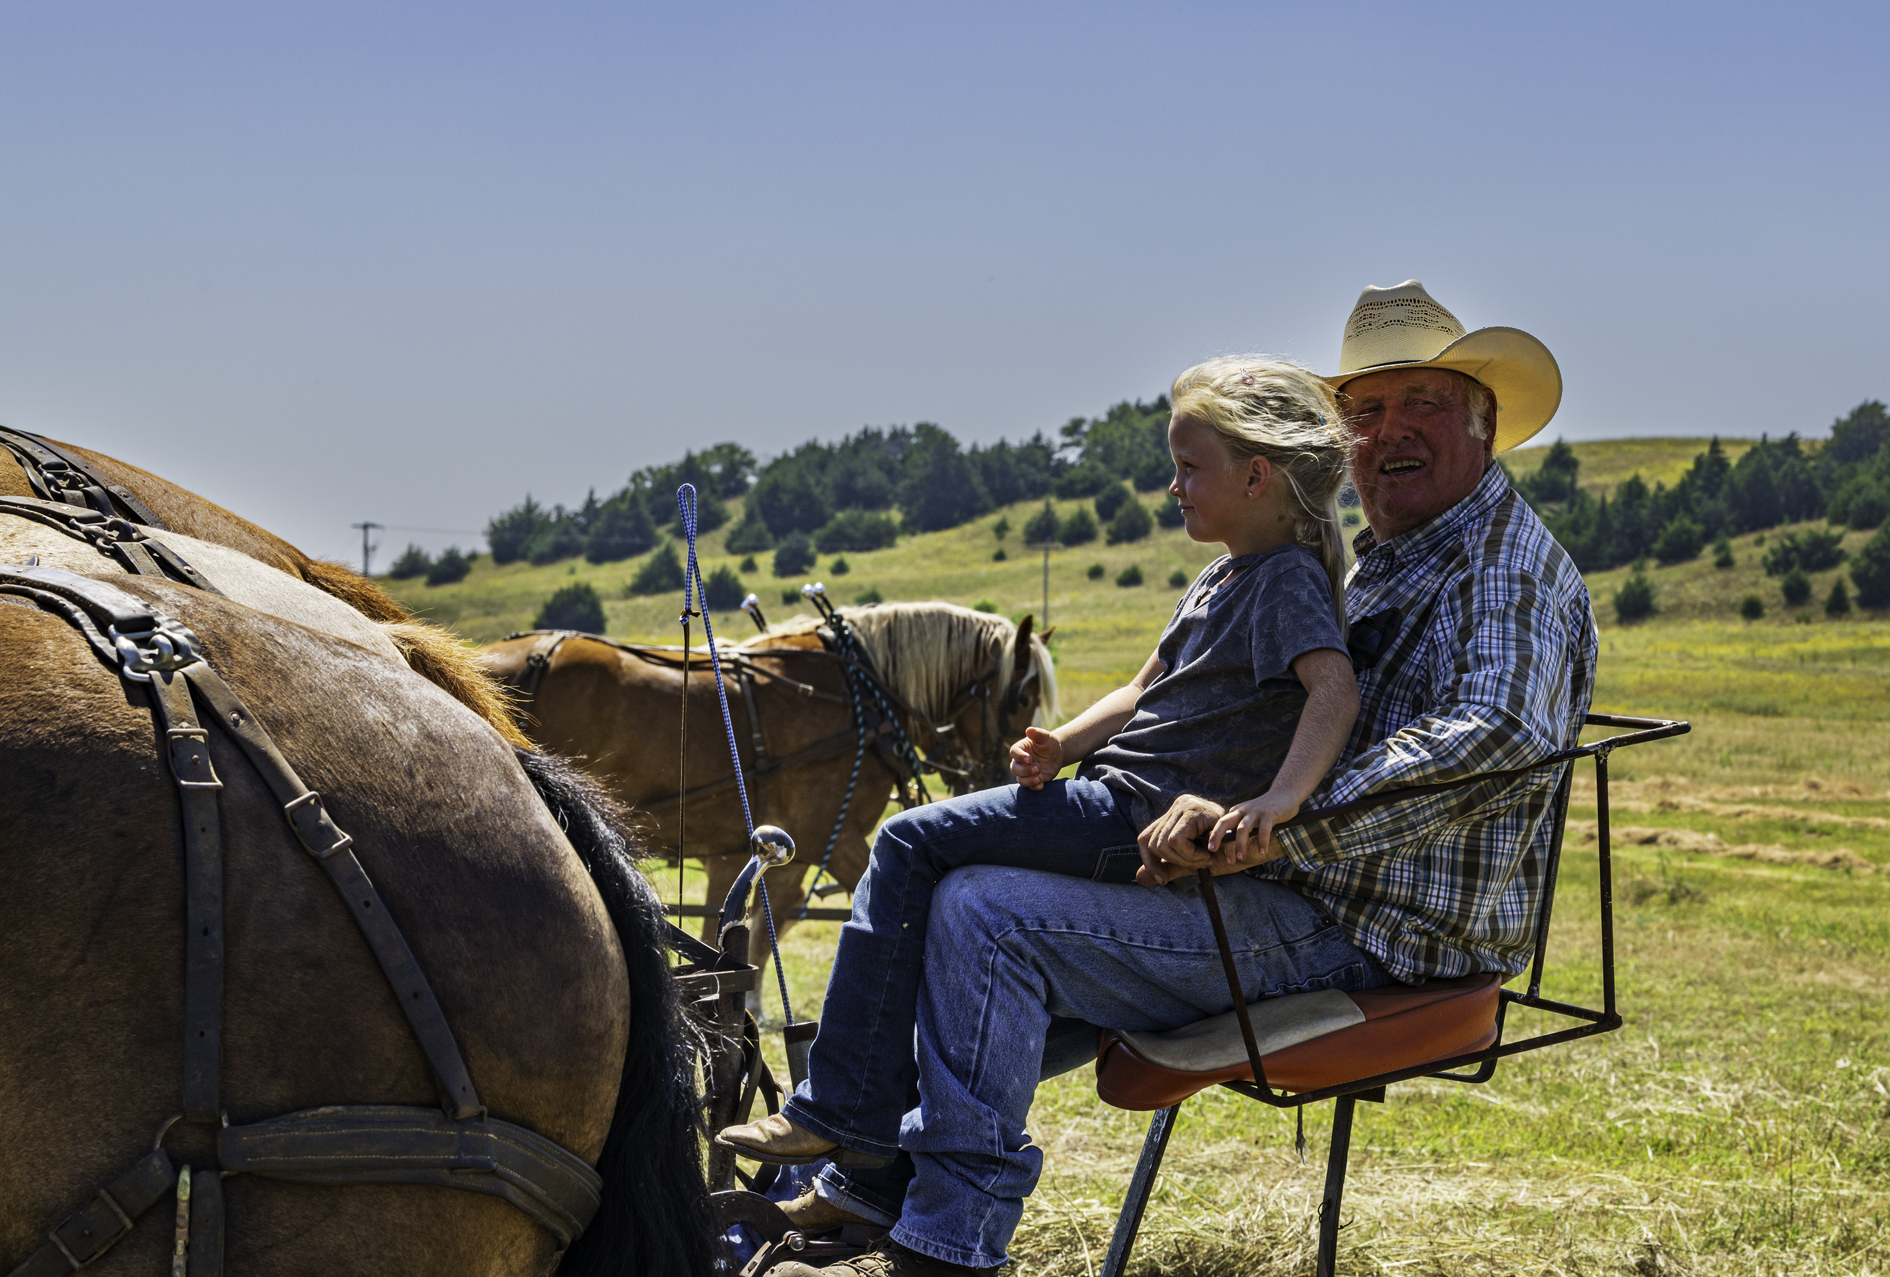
left=1325, top=280, right=1562, bottom=453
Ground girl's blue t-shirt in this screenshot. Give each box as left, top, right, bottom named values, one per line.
left=1078, top=543, right=1346, bottom=832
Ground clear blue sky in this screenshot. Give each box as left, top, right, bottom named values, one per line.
left=1, top=2, right=1883, bottom=562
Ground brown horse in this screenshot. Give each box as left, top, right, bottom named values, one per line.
left=0, top=567, right=713, bottom=1276
left=481, top=603, right=1057, bottom=1006
left=0, top=431, right=527, bottom=749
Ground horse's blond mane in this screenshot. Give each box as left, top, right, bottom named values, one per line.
left=747, top=602, right=1058, bottom=726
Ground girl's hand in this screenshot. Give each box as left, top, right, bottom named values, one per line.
left=1009, top=726, right=1064, bottom=790
left=1205, top=789, right=1300, bottom=869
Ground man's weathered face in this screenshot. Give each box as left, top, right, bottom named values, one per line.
left=1342, top=368, right=1493, bottom=542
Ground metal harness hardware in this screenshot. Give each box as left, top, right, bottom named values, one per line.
left=0, top=492, right=223, bottom=597
left=2, top=563, right=604, bottom=1277
left=0, top=426, right=172, bottom=529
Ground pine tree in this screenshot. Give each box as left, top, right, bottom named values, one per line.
left=1024, top=500, right=1059, bottom=544
left=584, top=496, right=658, bottom=564
left=425, top=547, right=471, bottom=586
left=627, top=543, right=685, bottom=596
left=1825, top=578, right=1852, bottom=616
left=1106, top=500, right=1153, bottom=544
left=388, top=544, right=432, bottom=579
left=535, top=582, right=605, bottom=632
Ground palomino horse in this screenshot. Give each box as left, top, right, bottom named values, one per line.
left=481, top=603, right=1058, bottom=1000
left=0, top=428, right=526, bottom=749
left=0, top=565, right=713, bottom=1277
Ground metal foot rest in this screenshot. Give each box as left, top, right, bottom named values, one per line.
left=1095, top=972, right=1503, bottom=1110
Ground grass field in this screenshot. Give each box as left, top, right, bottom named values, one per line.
left=387, top=448, right=1889, bottom=1275
left=1504, top=437, right=1763, bottom=501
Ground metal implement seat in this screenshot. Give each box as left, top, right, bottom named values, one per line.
left=1095, top=972, right=1503, bottom=1109
left=1094, top=712, right=1689, bottom=1277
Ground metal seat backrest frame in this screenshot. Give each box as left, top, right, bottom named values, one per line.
left=1100, top=712, right=1690, bottom=1277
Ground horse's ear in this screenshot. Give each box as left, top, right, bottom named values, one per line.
left=1038, top=624, right=1056, bottom=643
left=1011, top=614, right=1034, bottom=677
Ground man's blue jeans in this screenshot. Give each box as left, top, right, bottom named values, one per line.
left=781, top=778, right=1388, bottom=1268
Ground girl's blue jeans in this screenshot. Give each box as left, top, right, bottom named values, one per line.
left=779, top=777, right=1387, bottom=1269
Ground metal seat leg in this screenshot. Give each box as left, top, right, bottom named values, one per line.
left=1316, top=1096, right=1358, bottom=1277
left=1100, top=1104, right=1179, bottom=1277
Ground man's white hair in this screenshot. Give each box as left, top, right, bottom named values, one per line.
left=1459, top=374, right=1495, bottom=442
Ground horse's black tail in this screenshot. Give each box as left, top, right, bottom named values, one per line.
left=518, top=748, right=717, bottom=1277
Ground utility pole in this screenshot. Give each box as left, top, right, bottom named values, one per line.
left=1041, top=539, right=1050, bottom=628
left=350, top=522, right=383, bottom=577
left=1024, top=499, right=1056, bottom=628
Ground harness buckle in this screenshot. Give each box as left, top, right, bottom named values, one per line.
left=108, top=621, right=202, bottom=683
left=283, top=791, right=355, bottom=860
left=46, top=1187, right=134, bottom=1270
left=166, top=727, right=223, bottom=791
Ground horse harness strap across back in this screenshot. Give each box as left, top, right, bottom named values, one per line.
left=1, top=565, right=603, bottom=1277
left=0, top=427, right=172, bottom=530
left=0, top=493, right=224, bottom=595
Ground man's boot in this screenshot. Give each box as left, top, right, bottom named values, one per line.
left=716, top=1112, right=838, bottom=1164
left=765, top=1240, right=994, bottom=1277
left=777, top=1187, right=876, bottom=1235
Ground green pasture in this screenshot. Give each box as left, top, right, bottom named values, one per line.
left=1505, top=437, right=1762, bottom=501
left=387, top=458, right=1889, bottom=1274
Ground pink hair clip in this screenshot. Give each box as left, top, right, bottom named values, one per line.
left=1239, top=372, right=1255, bottom=385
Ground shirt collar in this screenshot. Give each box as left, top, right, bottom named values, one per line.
left=1351, top=462, right=1511, bottom=571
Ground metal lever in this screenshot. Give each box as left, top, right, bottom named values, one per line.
left=741, top=592, right=768, bottom=633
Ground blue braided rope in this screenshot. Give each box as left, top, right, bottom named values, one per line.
left=676, top=484, right=794, bottom=1026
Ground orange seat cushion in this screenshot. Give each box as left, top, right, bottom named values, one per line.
left=1094, top=973, right=1504, bottom=1110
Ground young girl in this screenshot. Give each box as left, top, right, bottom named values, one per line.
left=717, top=356, right=1361, bottom=1237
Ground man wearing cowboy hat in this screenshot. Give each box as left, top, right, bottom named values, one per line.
left=748, top=283, right=1596, bottom=1277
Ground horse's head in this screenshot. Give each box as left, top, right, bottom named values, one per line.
left=927, top=613, right=1058, bottom=795
left=762, top=602, right=1060, bottom=799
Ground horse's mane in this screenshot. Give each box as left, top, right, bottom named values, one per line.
left=748, top=602, right=1058, bottom=726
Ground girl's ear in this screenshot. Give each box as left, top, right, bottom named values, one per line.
left=1246, top=454, right=1272, bottom=497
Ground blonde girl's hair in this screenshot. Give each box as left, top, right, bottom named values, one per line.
left=1170, top=355, right=1351, bottom=627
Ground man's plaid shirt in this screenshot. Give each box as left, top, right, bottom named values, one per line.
left=1258, top=463, right=1598, bottom=983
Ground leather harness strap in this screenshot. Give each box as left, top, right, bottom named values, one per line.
left=0, top=426, right=171, bottom=529
left=149, top=672, right=227, bottom=1123
left=506, top=628, right=579, bottom=727
left=218, top=1105, right=599, bottom=1245
left=500, top=628, right=850, bottom=706
left=637, top=724, right=862, bottom=814
left=1, top=564, right=602, bottom=1276
left=8, top=1151, right=178, bottom=1277
left=179, top=665, right=485, bottom=1119
left=736, top=665, right=771, bottom=824
left=0, top=493, right=223, bottom=596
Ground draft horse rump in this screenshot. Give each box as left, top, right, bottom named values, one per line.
left=0, top=568, right=711, bottom=1277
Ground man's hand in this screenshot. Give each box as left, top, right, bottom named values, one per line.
left=1203, top=788, right=1299, bottom=869
left=1134, top=794, right=1223, bottom=884
left=1135, top=791, right=1299, bottom=884
left=1008, top=726, right=1064, bottom=790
